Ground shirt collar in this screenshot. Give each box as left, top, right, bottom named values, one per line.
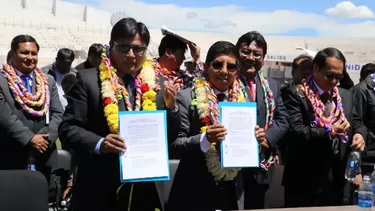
left=117, top=71, right=138, bottom=79
left=13, top=66, right=33, bottom=78
left=313, top=80, right=331, bottom=95
left=52, top=62, right=75, bottom=74
left=240, top=73, right=257, bottom=83
left=213, top=89, right=228, bottom=97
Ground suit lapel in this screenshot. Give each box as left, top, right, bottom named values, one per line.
left=156, top=76, right=165, bottom=110
left=255, top=76, right=264, bottom=111
left=255, top=76, right=266, bottom=127
left=118, top=98, right=126, bottom=111
left=32, top=71, right=36, bottom=95
left=0, top=77, right=15, bottom=108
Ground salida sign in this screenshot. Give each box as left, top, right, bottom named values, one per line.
left=346, top=64, right=362, bottom=71
left=266, top=55, right=287, bottom=61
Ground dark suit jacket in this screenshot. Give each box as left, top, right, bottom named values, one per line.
left=239, top=75, right=289, bottom=185
left=41, top=64, right=77, bottom=81
left=168, top=75, right=289, bottom=210
left=58, top=68, right=180, bottom=211
left=0, top=72, right=63, bottom=172
left=282, top=85, right=353, bottom=188
left=352, top=76, right=375, bottom=163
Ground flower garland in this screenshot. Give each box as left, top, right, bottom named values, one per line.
left=192, top=75, right=245, bottom=181
left=153, top=58, right=185, bottom=91
left=1, top=64, right=50, bottom=117
left=99, top=47, right=159, bottom=134
left=239, top=72, right=276, bottom=171
left=299, top=75, right=348, bottom=142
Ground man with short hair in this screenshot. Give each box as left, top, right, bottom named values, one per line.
left=75, top=43, right=103, bottom=70
left=351, top=63, right=375, bottom=186
left=59, top=18, right=180, bottom=211
left=235, top=31, right=289, bottom=209
left=291, top=54, right=313, bottom=85
left=0, top=34, right=63, bottom=181
left=283, top=47, right=364, bottom=207
left=42, top=48, right=77, bottom=108
left=155, top=34, right=201, bottom=90
left=168, top=40, right=246, bottom=211
left=359, top=63, right=375, bottom=82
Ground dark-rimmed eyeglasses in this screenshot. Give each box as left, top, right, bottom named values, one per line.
left=211, top=61, right=238, bottom=72
left=113, top=41, right=147, bottom=55
left=239, top=49, right=263, bottom=59
left=325, top=72, right=344, bottom=80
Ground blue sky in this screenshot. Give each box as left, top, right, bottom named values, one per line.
left=65, top=0, right=375, bottom=37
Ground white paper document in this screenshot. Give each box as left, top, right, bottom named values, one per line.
left=219, top=102, right=260, bottom=168
left=118, top=110, right=170, bottom=183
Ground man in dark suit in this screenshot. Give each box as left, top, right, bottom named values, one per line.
left=0, top=35, right=63, bottom=181
left=283, top=47, right=365, bottom=207
left=58, top=18, right=179, bottom=211
left=279, top=54, right=313, bottom=164
left=168, top=41, right=248, bottom=211
left=352, top=68, right=375, bottom=181
left=234, top=31, right=289, bottom=209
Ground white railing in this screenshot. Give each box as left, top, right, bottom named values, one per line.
left=0, top=17, right=112, bottom=35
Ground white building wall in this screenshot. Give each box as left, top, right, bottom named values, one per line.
left=0, top=0, right=370, bottom=81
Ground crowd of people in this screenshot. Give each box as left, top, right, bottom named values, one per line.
left=0, top=16, right=375, bottom=211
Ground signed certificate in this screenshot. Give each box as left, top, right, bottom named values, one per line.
left=219, top=102, right=260, bottom=168
left=118, top=110, right=170, bottom=183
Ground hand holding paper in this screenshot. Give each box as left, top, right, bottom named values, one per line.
left=219, top=102, right=260, bottom=168
left=119, top=111, right=170, bottom=183
left=255, top=125, right=268, bottom=149
left=206, top=124, right=227, bottom=143
left=100, top=134, right=126, bottom=154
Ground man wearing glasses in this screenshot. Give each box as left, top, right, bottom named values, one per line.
left=282, top=47, right=364, bottom=207
left=59, top=18, right=180, bottom=211
left=235, top=31, right=289, bottom=209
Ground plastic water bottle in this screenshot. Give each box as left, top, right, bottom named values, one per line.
left=358, top=175, right=373, bottom=210
left=61, top=196, right=71, bottom=210
left=345, top=150, right=361, bottom=181
left=27, top=152, right=36, bottom=171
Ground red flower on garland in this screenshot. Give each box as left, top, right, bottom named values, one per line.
left=201, top=116, right=211, bottom=124
left=141, top=83, right=150, bottom=93
left=103, top=97, right=112, bottom=106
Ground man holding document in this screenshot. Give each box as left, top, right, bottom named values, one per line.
left=59, top=18, right=180, bottom=211
left=168, top=41, right=268, bottom=210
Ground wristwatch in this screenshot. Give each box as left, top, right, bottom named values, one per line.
left=171, top=105, right=179, bottom=112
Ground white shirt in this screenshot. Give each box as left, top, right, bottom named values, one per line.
left=199, top=89, right=228, bottom=153
left=55, top=70, right=68, bottom=109
left=313, top=80, right=336, bottom=107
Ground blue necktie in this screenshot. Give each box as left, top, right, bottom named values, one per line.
left=21, top=74, right=32, bottom=93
